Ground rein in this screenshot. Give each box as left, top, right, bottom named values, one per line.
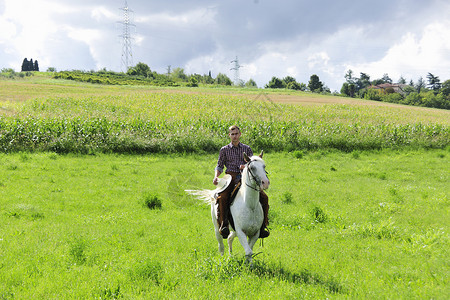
left=245, top=160, right=264, bottom=192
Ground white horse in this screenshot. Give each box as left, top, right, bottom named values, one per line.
left=186, top=151, right=270, bottom=264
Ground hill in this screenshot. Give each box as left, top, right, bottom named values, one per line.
left=0, top=74, right=449, bottom=153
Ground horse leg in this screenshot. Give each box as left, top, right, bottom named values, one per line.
left=248, top=233, right=259, bottom=252
left=227, top=231, right=236, bottom=254
left=235, top=229, right=253, bottom=264
left=212, top=203, right=224, bottom=255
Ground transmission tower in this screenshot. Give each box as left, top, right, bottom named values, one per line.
left=230, top=56, right=241, bottom=86
left=119, top=1, right=135, bottom=71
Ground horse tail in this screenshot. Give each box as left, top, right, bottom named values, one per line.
left=185, top=189, right=215, bottom=205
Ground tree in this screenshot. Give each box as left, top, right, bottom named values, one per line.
left=441, top=79, right=450, bottom=96
left=21, top=58, right=29, bottom=72
left=308, top=74, right=323, bottom=92
left=186, top=76, right=198, bottom=87
left=215, top=73, right=232, bottom=85
left=398, top=76, right=406, bottom=84
left=171, top=67, right=187, bottom=81
left=342, top=70, right=357, bottom=97
left=287, top=81, right=301, bottom=90
left=265, top=76, right=285, bottom=89
left=382, top=73, right=392, bottom=84
left=426, top=73, right=441, bottom=93
left=344, top=69, right=354, bottom=84
left=202, top=71, right=214, bottom=84
left=283, top=76, right=296, bottom=86
left=245, top=78, right=258, bottom=88
left=415, top=77, right=426, bottom=93
left=127, top=62, right=151, bottom=77
left=34, top=60, right=39, bottom=71
left=340, top=82, right=350, bottom=96
left=356, top=72, right=371, bottom=90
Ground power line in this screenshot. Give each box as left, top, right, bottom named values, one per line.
left=118, top=1, right=136, bottom=71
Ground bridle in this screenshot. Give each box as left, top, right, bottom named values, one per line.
left=245, top=160, right=268, bottom=192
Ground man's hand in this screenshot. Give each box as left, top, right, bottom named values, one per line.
left=213, top=177, right=219, bottom=185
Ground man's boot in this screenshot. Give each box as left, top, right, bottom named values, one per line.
left=259, top=191, right=270, bottom=238
left=217, top=193, right=230, bottom=239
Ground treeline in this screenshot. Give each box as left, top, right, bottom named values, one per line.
left=53, top=69, right=178, bottom=87
left=52, top=62, right=254, bottom=88
left=5, top=59, right=449, bottom=109
left=265, top=74, right=330, bottom=93
left=341, top=70, right=450, bottom=109
left=0, top=68, right=35, bottom=79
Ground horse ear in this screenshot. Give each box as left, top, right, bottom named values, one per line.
left=243, top=152, right=250, bottom=162
left=259, top=150, right=264, bottom=158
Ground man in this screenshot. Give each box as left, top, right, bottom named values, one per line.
left=213, top=125, right=270, bottom=239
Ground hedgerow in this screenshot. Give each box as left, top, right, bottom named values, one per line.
left=53, top=70, right=179, bottom=87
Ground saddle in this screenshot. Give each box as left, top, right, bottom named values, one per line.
left=214, top=180, right=242, bottom=232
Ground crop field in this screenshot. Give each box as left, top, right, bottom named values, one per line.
left=0, top=76, right=449, bottom=154
left=0, top=75, right=449, bottom=298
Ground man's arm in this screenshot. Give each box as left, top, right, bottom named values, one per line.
left=213, top=169, right=222, bottom=185
left=214, top=148, right=225, bottom=185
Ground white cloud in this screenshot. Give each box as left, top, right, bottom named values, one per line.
left=347, top=21, right=450, bottom=82
left=1, top=0, right=449, bottom=88
left=91, top=6, right=116, bottom=22
left=308, top=52, right=330, bottom=69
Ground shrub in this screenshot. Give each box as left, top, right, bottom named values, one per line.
left=281, top=192, right=294, bottom=204
left=143, top=193, right=162, bottom=210
left=311, top=206, right=327, bottom=223
left=292, top=150, right=303, bottom=159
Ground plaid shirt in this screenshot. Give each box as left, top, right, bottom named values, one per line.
left=215, top=142, right=253, bottom=173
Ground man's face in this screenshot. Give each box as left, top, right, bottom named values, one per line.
left=229, top=129, right=241, bottom=143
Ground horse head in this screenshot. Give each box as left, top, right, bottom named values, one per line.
left=243, top=151, right=270, bottom=190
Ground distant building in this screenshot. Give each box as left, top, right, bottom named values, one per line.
left=368, top=83, right=409, bottom=95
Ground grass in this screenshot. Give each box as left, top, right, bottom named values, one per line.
left=0, top=149, right=448, bottom=298
left=0, top=75, right=449, bottom=298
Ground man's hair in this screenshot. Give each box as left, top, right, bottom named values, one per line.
left=228, top=125, right=241, bottom=133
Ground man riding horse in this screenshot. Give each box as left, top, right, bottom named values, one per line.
left=213, top=125, right=270, bottom=239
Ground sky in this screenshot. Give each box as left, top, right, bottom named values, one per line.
left=1, top=0, right=449, bottom=91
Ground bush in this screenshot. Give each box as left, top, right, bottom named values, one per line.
left=281, top=192, right=294, bottom=204
left=364, top=89, right=383, bottom=101
left=311, top=206, right=327, bottom=223
left=292, top=150, right=303, bottom=159
left=143, top=193, right=162, bottom=210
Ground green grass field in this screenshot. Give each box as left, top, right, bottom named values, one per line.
left=0, top=75, right=449, bottom=298
left=0, top=150, right=448, bottom=298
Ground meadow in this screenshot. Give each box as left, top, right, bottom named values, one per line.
left=0, top=150, right=448, bottom=298
left=0, top=75, right=449, bottom=298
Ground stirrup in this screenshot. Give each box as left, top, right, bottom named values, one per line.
left=259, top=228, right=270, bottom=238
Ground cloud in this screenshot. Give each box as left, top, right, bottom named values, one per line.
left=1, top=0, right=449, bottom=90
left=347, top=21, right=450, bottom=82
